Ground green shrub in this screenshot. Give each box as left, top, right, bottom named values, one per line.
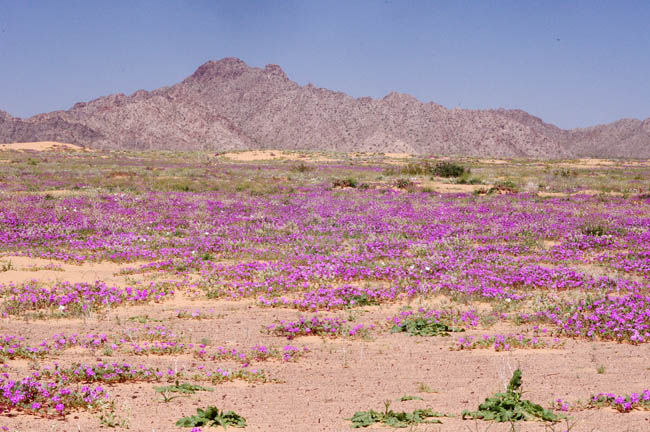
left=432, top=161, right=468, bottom=178
left=332, top=178, right=358, bottom=188
left=486, top=180, right=519, bottom=194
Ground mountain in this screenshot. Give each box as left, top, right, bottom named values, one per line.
left=1, top=57, right=648, bottom=158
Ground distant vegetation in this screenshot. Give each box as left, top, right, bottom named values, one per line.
left=385, top=160, right=469, bottom=178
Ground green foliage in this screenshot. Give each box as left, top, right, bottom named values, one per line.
left=581, top=224, right=608, bottom=237
left=332, top=177, right=358, bottom=188
left=387, top=160, right=467, bottom=178
left=486, top=180, right=519, bottom=194
left=398, top=395, right=422, bottom=402
left=127, top=314, right=162, bottom=324
left=432, top=161, right=468, bottom=178
left=348, top=294, right=380, bottom=307
left=176, top=406, right=247, bottom=429
left=417, top=382, right=437, bottom=393
left=394, top=178, right=414, bottom=189
left=349, top=401, right=445, bottom=428
left=155, top=381, right=213, bottom=402
left=553, top=168, right=577, bottom=177
left=455, top=174, right=483, bottom=185
left=391, top=317, right=464, bottom=337
left=97, top=401, right=130, bottom=428
left=461, top=369, right=560, bottom=423
left=394, top=162, right=431, bottom=176
left=291, top=162, right=313, bottom=173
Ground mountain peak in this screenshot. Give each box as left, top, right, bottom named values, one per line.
left=191, top=57, right=249, bottom=81
left=0, top=110, right=12, bottom=121
left=263, top=64, right=287, bottom=79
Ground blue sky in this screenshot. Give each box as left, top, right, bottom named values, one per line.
left=0, top=0, right=648, bottom=128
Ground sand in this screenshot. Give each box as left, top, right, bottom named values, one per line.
left=0, top=141, right=87, bottom=152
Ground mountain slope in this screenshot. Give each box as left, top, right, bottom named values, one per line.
left=1, top=57, right=648, bottom=158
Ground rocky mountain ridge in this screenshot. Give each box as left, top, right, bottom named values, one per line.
left=1, top=57, right=648, bottom=158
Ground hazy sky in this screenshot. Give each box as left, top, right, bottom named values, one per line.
left=1, top=1, right=648, bottom=128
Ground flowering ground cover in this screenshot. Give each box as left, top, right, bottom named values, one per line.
left=0, top=149, right=649, bottom=430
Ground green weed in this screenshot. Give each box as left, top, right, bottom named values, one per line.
left=349, top=400, right=445, bottom=428
left=176, top=406, right=247, bottom=429
left=391, top=317, right=464, bottom=337
left=155, top=381, right=213, bottom=402
left=461, top=369, right=560, bottom=423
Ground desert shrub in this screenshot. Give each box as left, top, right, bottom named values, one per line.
left=394, top=178, right=414, bottom=189
left=386, top=161, right=467, bottom=178
left=553, top=168, right=577, bottom=177
left=486, top=180, right=519, bottom=194
left=455, top=174, right=483, bottom=185
left=332, top=178, right=358, bottom=188
left=291, top=162, right=313, bottom=173
left=400, top=162, right=434, bottom=175
left=431, top=161, right=467, bottom=178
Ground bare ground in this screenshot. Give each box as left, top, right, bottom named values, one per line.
left=1, top=260, right=649, bottom=431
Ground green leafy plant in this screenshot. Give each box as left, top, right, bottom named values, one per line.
left=581, top=224, right=608, bottom=237
left=391, top=316, right=464, bottom=337
left=176, top=406, right=247, bottom=429
left=155, top=381, right=213, bottom=402
left=397, top=395, right=422, bottom=402
left=349, top=400, right=445, bottom=428
left=127, top=314, right=162, bottom=324
left=461, top=369, right=560, bottom=423
left=97, top=401, right=130, bottom=428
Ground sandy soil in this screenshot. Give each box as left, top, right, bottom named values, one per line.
left=1, top=258, right=649, bottom=431
left=219, top=150, right=335, bottom=162
left=382, top=153, right=413, bottom=160
left=0, top=256, right=139, bottom=287
left=219, top=150, right=420, bottom=164
left=418, top=180, right=490, bottom=194
left=0, top=141, right=87, bottom=152
left=553, top=159, right=616, bottom=169
left=537, top=190, right=625, bottom=198
left=479, top=159, right=509, bottom=165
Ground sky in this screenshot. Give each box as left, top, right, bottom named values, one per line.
left=0, top=1, right=649, bottom=129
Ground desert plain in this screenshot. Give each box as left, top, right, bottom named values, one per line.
left=0, top=143, right=650, bottom=431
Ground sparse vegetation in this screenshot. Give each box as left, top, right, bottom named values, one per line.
left=176, top=406, right=247, bottom=429
left=349, top=400, right=446, bottom=428
left=462, top=370, right=560, bottom=423
left=0, top=149, right=648, bottom=430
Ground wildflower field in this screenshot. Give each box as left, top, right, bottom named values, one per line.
left=1, top=148, right=650, bottom=431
